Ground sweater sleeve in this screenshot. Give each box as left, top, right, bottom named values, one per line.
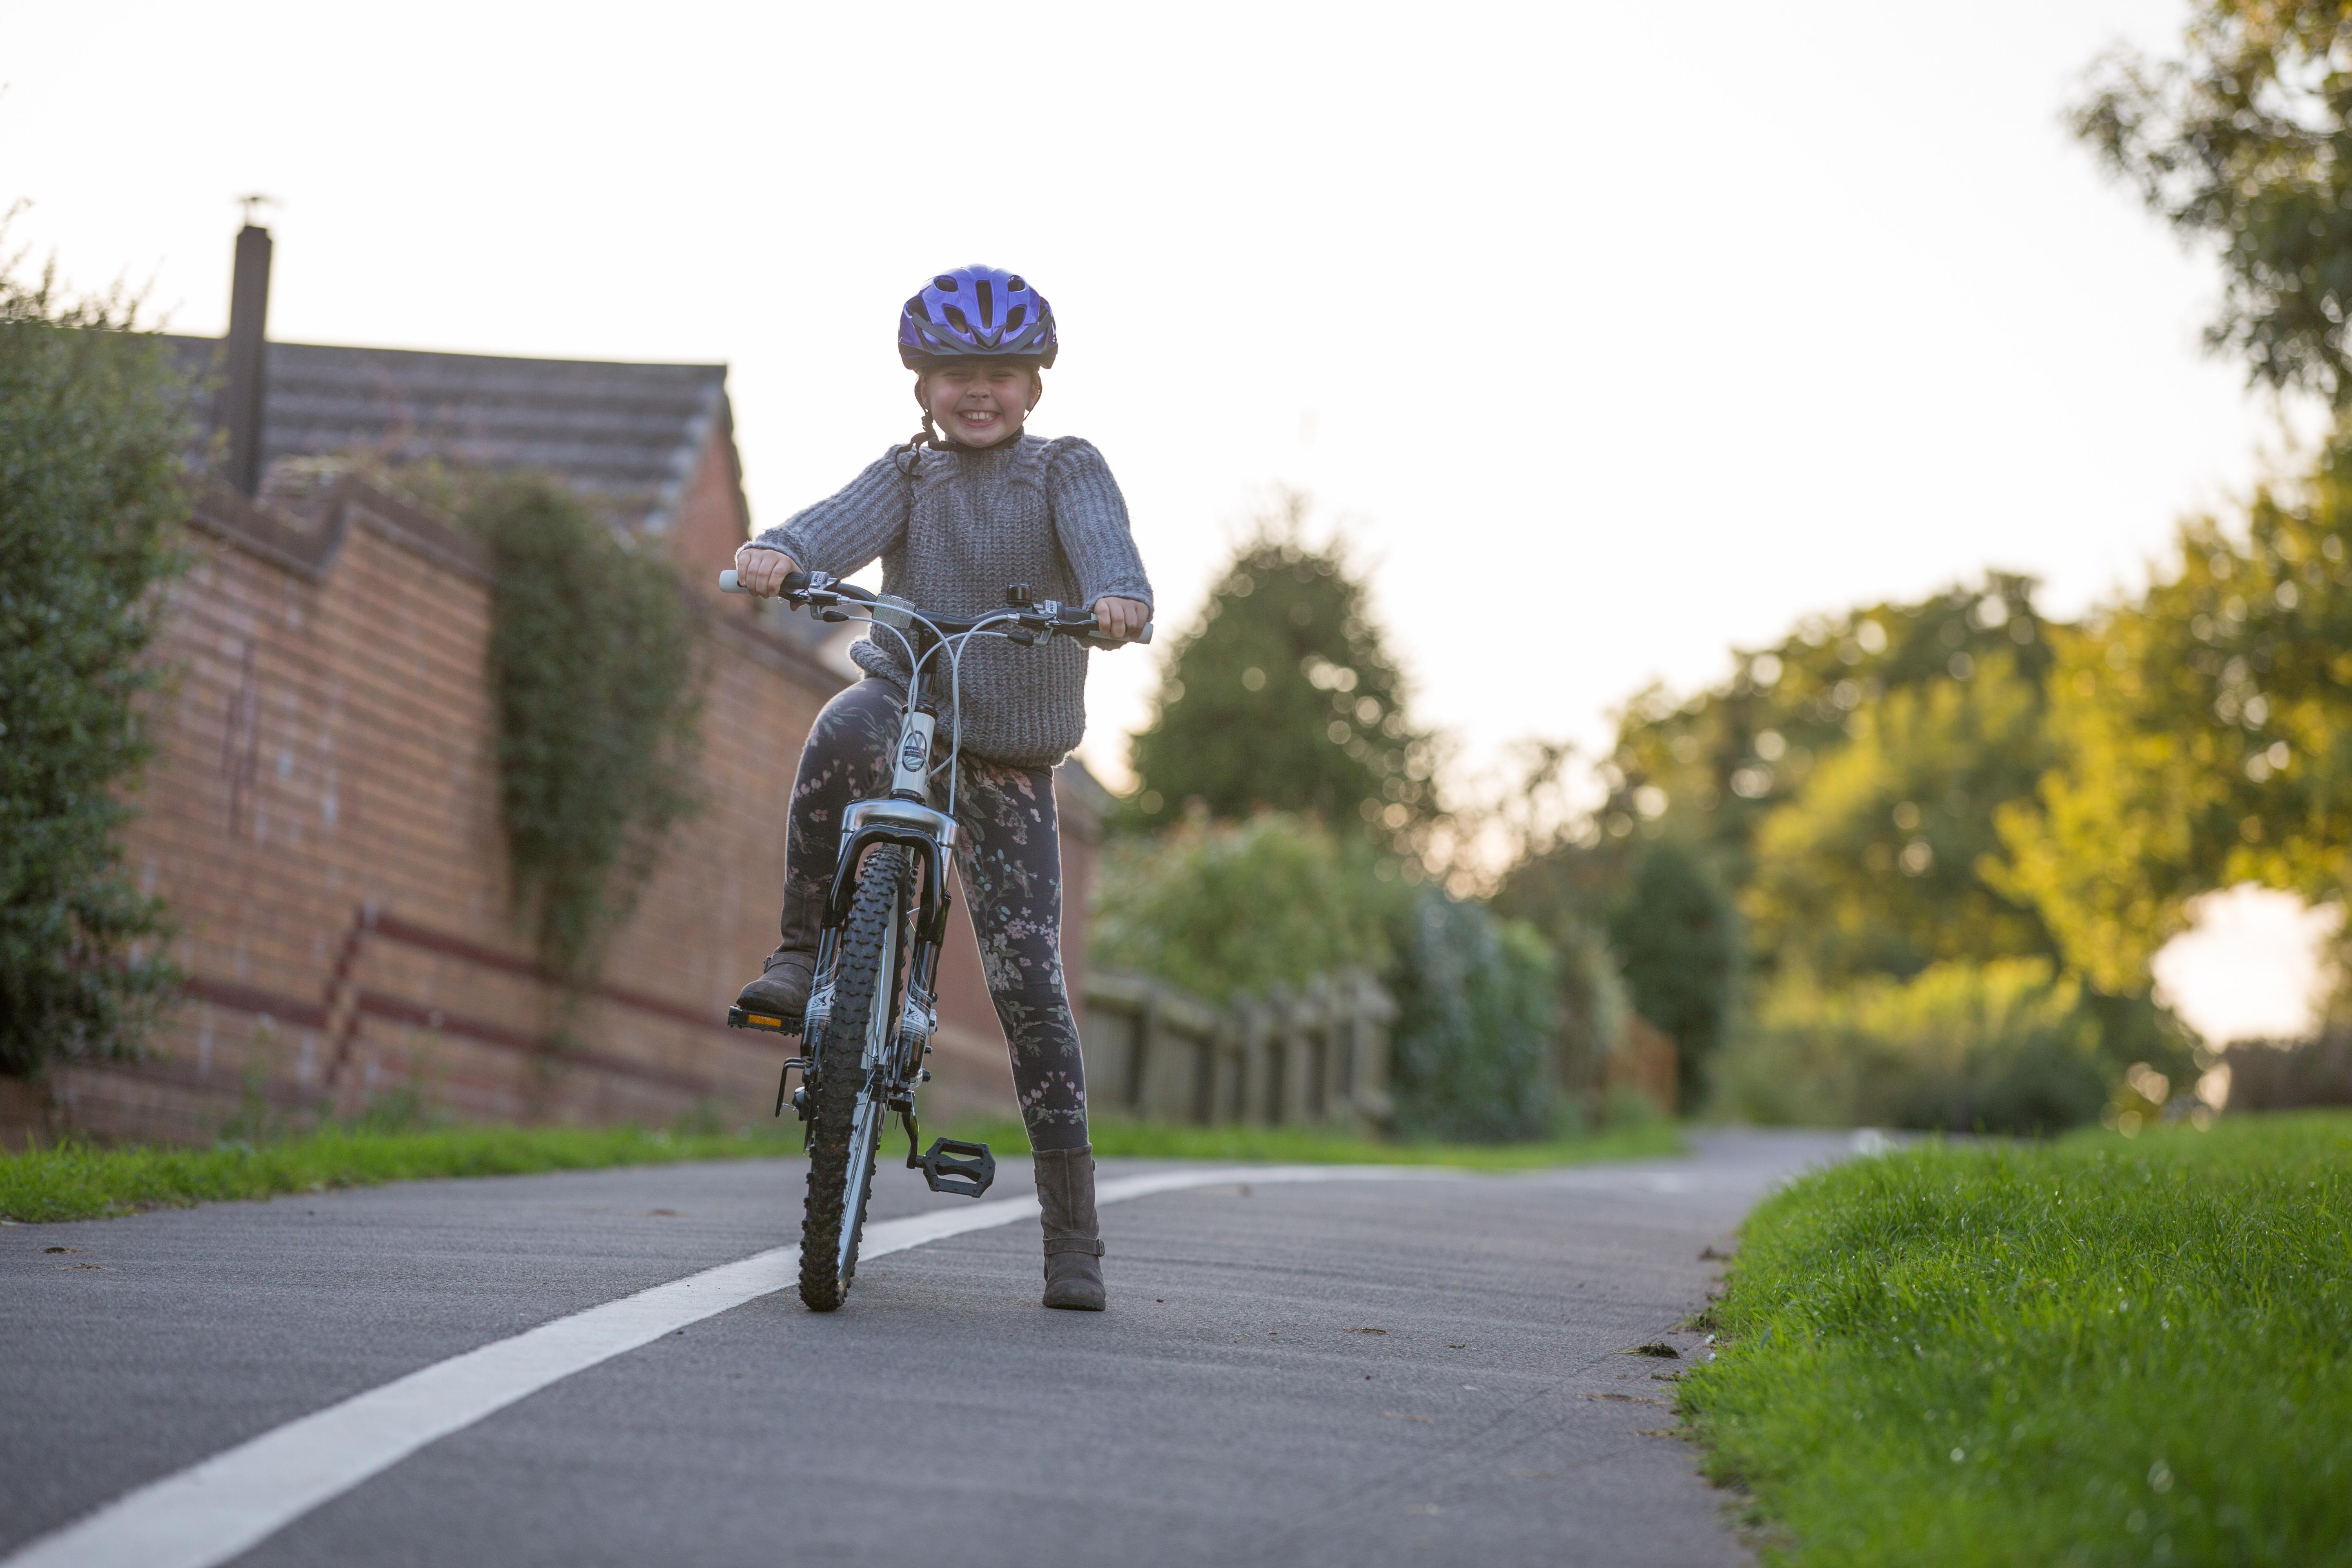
left=1044, top=437, right=1154, bottom=610
left=754, top=448, right=909, bottom=576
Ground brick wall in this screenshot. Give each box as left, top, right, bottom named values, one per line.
left=51, top=466, right=1099, bottom=1144
left=668, top=410, right=757, bottom=612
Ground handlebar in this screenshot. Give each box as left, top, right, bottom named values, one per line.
left=719, top=568, right=1152, bottom=648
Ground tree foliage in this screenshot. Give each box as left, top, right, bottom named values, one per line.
left=1998, top=443, right=2352, bottom=993
left=2075, top=2, right=2352, bottom=403
left=1489, top=856, right=1632, bottom=1114
left=466, top=477, right=705, bottom=978
left=1498, top=584, right=2056, bottom=1107
left=1714, top=958, right=2114, bottom=1135
left=1091, top=813, right=1568, bottom=1141
left=0, top=259, right=189, bottom=1075
left=1494, top=833, right=1725, bottom=1109
left=1605, top=839, right=1741, bottom=1107
left=1126, top=494, right=1438, bottom=850
left=1091, top=812, right=1399, bottom=1004
left=1748, top=648, right=2057, bottom=984
left=1598, top=575, right=2051, bottom=889
left=1387, top=895, right=1557, bottom=1143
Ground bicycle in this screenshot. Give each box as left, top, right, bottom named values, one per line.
left=718, top=566, right=1150, bottom=1311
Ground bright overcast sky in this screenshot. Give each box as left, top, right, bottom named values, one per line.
left=4, top=0, right=2330, bottom=1033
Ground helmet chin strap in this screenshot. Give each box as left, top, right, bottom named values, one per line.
left=901, top=399, right=1031, bottom=471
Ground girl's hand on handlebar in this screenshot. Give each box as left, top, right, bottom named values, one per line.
left=1093, top=596, right=1149, bottom=642
left=733, top=543, right=800, bottom=597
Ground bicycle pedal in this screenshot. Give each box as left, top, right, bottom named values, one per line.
left=910, top=1137, right=994, bottom=1198
left=728, top=1004, right=797, bottom=1035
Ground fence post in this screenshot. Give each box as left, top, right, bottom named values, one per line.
left=1343, top=968, right=1395, bottom=1135
left=1208, top=1015, right=1243, bottom=1125
left=1236, top=996, right=1272, bottom=1125
left=1301, top=974, right=1334, bottom=1123
left=1267, top=983, right=1311, bottom=1126
left=1082, top=967, right=1396, bottom=1131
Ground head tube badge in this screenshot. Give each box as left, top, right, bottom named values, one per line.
left=893, top=711, right=938, bottom=795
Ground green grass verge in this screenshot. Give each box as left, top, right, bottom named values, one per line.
left=2, top=1112, right=1682, bottom=1224
left=0, top=1125, right=804, bottom=1224
left=1680, top=1112, right=2352, bottom=1566
left=935, top=1114, right=1684, bottom=1169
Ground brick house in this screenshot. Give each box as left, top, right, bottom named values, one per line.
left=40, top=227, right=1105, bottom=1143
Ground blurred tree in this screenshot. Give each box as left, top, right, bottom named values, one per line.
left=1545, top=921, right=1632, bottom=1120
left=2074, top=2, right=2352, bottom=405
left=2059, top=0, right=2352, bottom=1031
left=1996, top=442, right=2352, bottom=993
left=1091, top=812, right=1400, bottom=1004
left=1561, top=577, right=2057, bottom=1024
left=0, top=259, right=189, bottom=1076
left=1387, top=893, right=1558, bottom=1143
left=1090, top=812, right=1563, bottom=1142
left=1596, top=574, right=2051, bottom=890
left=1605, top=838, right=1741, bottom=1107
left=1747, top=648, right=2059, bottom=983
left=1712, top=958, right=2115, bottom=1135
left=1126, top=493, right=1439, bottom=850
left=1490, top=830, right=1632, bottom=1116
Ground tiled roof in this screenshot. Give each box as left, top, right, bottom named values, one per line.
left=165, top=337, right=728, bottom=534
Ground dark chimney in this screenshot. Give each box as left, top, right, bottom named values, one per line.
left=220, top=223, right=273, bottom=495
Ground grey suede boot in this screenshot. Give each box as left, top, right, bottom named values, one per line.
left=1033, top=1144, right=1107, bottom=1311
left=733, top=880, right=824, bottom=1029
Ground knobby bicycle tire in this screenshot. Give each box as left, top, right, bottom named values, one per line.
left=799, top=844, right=908, bottom=1312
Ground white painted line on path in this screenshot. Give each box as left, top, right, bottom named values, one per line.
left=4, top=1163, right=1459, bottom=1568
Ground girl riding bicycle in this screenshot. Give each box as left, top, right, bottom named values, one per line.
left=730, top=266, right=1151, bottom=1312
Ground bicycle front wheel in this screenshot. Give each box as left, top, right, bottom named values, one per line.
left=799, top=844, right=906, bottom=1312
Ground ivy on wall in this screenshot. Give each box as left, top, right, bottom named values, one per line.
left=0, top=261, right=188, bottom=1076
left=464, top=477, right=705, bottom=980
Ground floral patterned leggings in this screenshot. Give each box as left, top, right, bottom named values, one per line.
left=782, top=677, right=1089, bottom=1152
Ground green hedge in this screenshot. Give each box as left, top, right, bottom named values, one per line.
left=1094, top=813, right=1567, bottom=1141
left=0, top=260, right=189, bottom=1075
left=1713, top=958, right=2113, bottom=1134
left=1386, top=892, right=1559, bottom=1142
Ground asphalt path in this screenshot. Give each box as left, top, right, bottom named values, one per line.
left=2, top=1129, right=1857, bottom=1567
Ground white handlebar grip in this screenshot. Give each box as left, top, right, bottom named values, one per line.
left=719, top=569, right=744, bottom=593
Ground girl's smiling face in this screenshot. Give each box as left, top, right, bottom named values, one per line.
left=918, top=360, right=1040, bottom=448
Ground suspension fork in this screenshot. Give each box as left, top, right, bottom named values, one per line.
left=890, top=860, right=954, bottom=1090
left=773, top=923, right=839, bottom=1122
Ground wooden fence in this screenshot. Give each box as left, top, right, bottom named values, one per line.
left=1080, top=969, right=1396, bottom=1134
left=2221, top=1031, right=2352, bottom=1111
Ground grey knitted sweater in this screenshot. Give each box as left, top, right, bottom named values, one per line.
left=758, top=433, right=1153, bottom=768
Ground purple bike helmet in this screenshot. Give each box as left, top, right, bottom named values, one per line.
left=899, top=266, right=1058, bottom=368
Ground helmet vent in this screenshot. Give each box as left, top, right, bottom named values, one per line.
left=898, top=266, right=1054, bottom=369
